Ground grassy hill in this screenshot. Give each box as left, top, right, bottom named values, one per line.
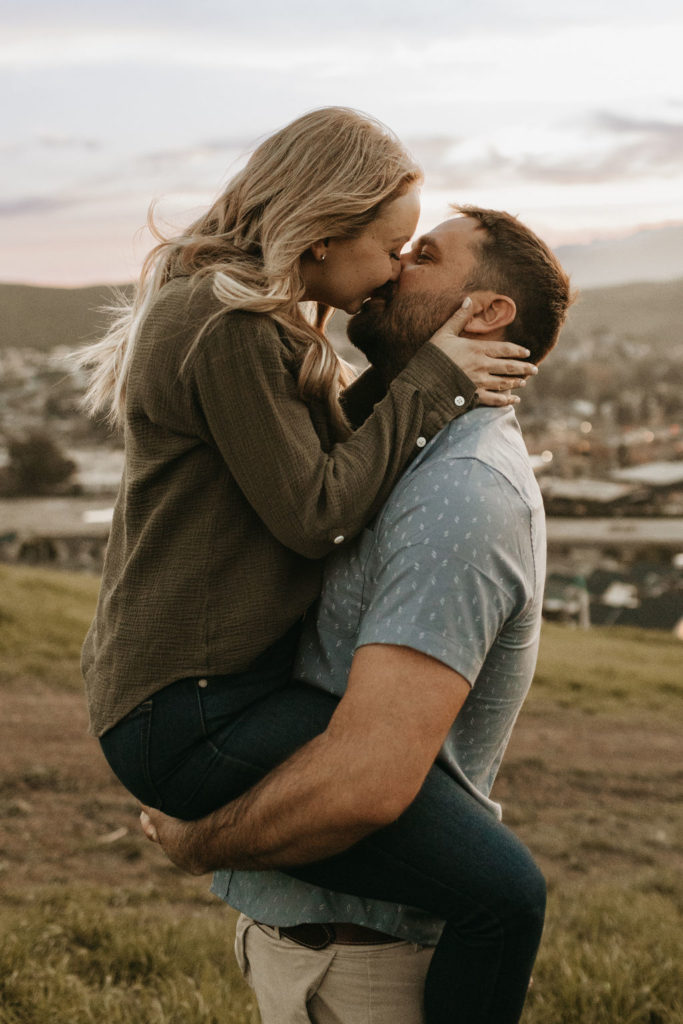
left=0, top=563, right=681, bottom=1024
left=1, top=277, right=682, bottom=354
left=2, top=561, right=680, bottom=709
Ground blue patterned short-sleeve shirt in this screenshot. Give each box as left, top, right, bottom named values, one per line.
left=212, top=407, right=546, bottom=943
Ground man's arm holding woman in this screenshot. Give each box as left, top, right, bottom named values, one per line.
left=141, top=644, right=470, bottom=874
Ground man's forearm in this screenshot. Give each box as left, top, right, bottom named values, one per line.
left=145, top=645, right=468, bottom=877
left=169, top=729, right=383, bottom=874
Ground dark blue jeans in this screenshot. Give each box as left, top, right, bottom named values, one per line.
left=101, top=660, right=544, bottom=1024
left=100, top=623, right=304, bottom=817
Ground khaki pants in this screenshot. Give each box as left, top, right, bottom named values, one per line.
left=234, top=915, right=435, bottom=1024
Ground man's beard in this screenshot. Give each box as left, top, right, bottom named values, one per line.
left=346, top=285, right=463, bottom=382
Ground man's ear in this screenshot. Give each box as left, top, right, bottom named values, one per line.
left=464, top=293, right=516, bottom=335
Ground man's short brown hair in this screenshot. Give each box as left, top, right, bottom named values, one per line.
left=453, top=204, right=576, bottom=363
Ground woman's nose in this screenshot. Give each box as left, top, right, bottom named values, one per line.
left=390, top=258, right=403, bottom=282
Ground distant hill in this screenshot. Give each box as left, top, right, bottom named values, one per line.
left=1, top=276, right=682, bottom=354
left=0, top=282, right=133, bottom=352
left=561, top=277, right=683, bottom=351
left=328, top=277, right=683, bottom=361
left=556, top=224, right=683, bottom=289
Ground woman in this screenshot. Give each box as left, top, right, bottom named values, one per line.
left=81, top=105, right=532, bottom=814
left=80, top=107, right=535, bottom=1021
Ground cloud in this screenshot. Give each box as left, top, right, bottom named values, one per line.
left=0, top=28, right=343, bottom=71
left=596, top=113, right=678, bottom=134
left=38, top=134, right=101, bottom=151
left=409, top=111, right=683, bottom=190
left=7, top=0, right=683, bottom=43
left=136, top=139, right=252, bottom=172
left=584, top=112, right=683, bottom=178
left=0, top=196, right=79, bottom=217
left=0, top=136, right=101, bottom=156
left=509, top=140, right=683, bottom=186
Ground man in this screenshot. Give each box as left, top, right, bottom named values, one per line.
left=142, top=207, right=573, bottom=1024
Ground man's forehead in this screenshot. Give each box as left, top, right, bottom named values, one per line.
left=427, top=216, right=480, bottom=245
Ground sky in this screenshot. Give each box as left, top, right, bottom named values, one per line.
left=3, top=0, right=683, bottom=285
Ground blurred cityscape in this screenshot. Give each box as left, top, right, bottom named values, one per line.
left=1, top=282, right=682, bottom=637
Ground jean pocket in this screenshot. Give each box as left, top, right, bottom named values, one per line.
left=100, top=699, right=161, bottom=807
left=121, top=698, right=153, bottom=722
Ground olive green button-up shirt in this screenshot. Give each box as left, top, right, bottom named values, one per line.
left=82, top=276, right=477, bottom=736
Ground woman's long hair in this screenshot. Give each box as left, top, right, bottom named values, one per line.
left=78, top=107, right=422, bottom=438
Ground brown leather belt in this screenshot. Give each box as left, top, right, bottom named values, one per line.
left=260, top=921, right=402, bottom=949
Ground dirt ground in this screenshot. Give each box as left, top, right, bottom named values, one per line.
left=0, top=682, right=184, bottom=895
left=1, top=680, right=680, bottom=897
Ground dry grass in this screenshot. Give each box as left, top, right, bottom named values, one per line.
left=0, top=563, right=681, bottom=1023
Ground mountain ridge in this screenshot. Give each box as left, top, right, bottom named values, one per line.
left=556, top=223, right=683, bottom=289
left=1, top=276, right=681, bottom=354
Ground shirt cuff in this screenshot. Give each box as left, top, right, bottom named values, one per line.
left=394, top=342, right=478, bottom=435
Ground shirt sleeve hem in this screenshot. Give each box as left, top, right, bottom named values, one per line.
left=395, top=342, right=478, bottom=432
left=354, top=626, right=483, bottom=685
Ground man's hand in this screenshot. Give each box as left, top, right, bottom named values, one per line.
left=140, top=806, right=212, bottom=875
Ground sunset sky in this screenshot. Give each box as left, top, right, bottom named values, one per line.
left=3, top=0, right=683, bottom=285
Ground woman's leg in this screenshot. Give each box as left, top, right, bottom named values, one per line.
left=107, top=677, right=541, bottom=1022
left=198, top=684, right=543, bottom=1023
left=100, top=623, right=318, bottom=817
left=286, top=763, right=545, bottom=1024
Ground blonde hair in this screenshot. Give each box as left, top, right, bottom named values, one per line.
left=78, top=107, right=422, bottom=437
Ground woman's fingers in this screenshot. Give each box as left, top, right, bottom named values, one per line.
left=491, top=360, right=537, bottom=379
left=483, top=341, right=532, bottom=360
left=485, top=376, right=527, bottom=391
left=427, top=305, right=540, bottom=392
left=427, top=298, right=475, bottom=355
left=438, top=296, right=473, bottom=334
left=477, top=389, right=521, bottom=407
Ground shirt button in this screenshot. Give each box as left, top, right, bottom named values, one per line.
left=416, top=436, right=427, bottom=448
left=333, top=535, right=345, bottom=545
left=454, top=395, right=466, bottom=407
left=198, top=678, right=208, bottom=688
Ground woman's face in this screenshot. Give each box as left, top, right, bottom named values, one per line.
left=303, top=185, right=421, bottom=314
